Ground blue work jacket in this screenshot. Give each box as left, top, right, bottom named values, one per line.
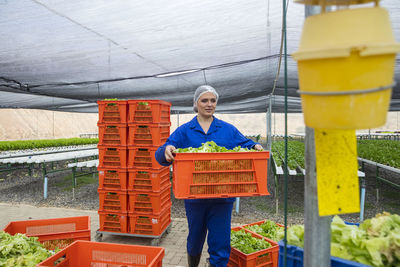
left=155, top=116, right=258, bottom=203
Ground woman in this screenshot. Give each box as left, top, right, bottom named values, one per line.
left=155, top=85, right=263, bottom=267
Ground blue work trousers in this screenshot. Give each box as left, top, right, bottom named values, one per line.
left=185, top=200, right=233, bottom=267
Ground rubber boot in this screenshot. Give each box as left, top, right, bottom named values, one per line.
left=187, top=254, right=201, bottom=267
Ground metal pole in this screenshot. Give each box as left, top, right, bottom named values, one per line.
left=304, top=127, right=331, bottom=267
left=235, top=197, right=240, bottom=213
left=267, top=95, right=273, bottom=152
left=376, top=166, right=380, bottom=203
left=303, top=5, right=331, bottom=267
left=283, top=1, right=289, bottom=265
left=360, top=177, right=366, bottom=222
left=266, top=111, right=269, bottom=151
left=42, top=163, right=48, bottom=199
left=43, top=176, right=48, bottom=199
left=72, top=166, right=77, bottom=200
left=266, top=95, right=277, bottom=213
left=275, top=173, right=279, bottom=214
left=28, top=163, right=32, bottom=176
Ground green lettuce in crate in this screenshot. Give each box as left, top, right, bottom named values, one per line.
left=231, top=229, right=271, bottom=254
left=330, top=216, right=371, bottom=265
left=358, top=212, right=400, bottom=266
left=277, top=224, right=304, bottom=248
left=244, top=220, right=285, bottom=242
left=281, top=213, right=400, bottom=267
left=330, top=213, right=400, bottom=266
left=0, top=231, right=53, bottom=266
left=175, top=141, right=258, bottom=153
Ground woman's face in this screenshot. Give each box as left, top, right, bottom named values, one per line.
left=197, top=92, right=217, bottom=117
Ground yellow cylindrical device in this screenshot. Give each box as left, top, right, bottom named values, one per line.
left=292, top=7, right=400, bottom=129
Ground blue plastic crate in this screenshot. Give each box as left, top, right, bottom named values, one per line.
left=278, top=221, right=368, bottom=267
left=343, top=221, right=359, bottom=226
left=278, top=241, right=370, bottom=267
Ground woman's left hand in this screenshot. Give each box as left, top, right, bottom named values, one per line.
left=253, top=144, right=263, bottom=151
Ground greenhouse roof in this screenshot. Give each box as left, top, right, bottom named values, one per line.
left=0, top=0, right=399, bottom=113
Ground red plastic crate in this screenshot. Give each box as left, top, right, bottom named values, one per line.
left=172, top=151, right=270, bottom=199
left=37, top=240, right=165, bottom=267
left=98, top=145, right=128, bottom=168
left=98, top=211, right=128, bottom=233
left=229, top=227, right=279, bottom=267
left=128, top=100, right=171, bottom=124
left=98, top=100, right=128, bottom=124
left=128, top=146, right=163, bottom=169
left=241, top=220, right=285, bottom=244
left=128, top=186, right=171, bottom=214
left=3, top=216, right=90, bottom=250
left=128, top=167, right=170, bottom=192
left=129, top=205, right=171, bottom=236
left=98, top=123, right=128, bottom=146
left=98, top=189, right=128, bottom=213
left=98, top=168, right=128, bottom=191
left=128, top=123, right=170, bottom=147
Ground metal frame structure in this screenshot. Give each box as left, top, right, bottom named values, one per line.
left=359, top=157, right=400, bottom=201
left=0, top=147, right=98, bottom=199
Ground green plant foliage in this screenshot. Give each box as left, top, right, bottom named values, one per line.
left=244, top=220, right=285, bottom=242
left=272, top=139, right=400, bottom=170
left=282, top=213, right=400, bottom=267
left=0, top=231, right=53, bottom=266
left=174, top=141, right=258, bottom=153
left=0, top=138, right=99, bottom=151
left=277, top=224, right=304, bottom=248
left=271, top=140, right=305, bottom=169
left=357, top=140, right=400, bottom=168
left=231, top=229, right=272, bottom=254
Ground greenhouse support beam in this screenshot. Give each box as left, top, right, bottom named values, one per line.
left=302, top=4, right=334, bottom=267
left=267, top=94, right=272, bottom=152
left=304, top=135, right=332, bottom=267
left=304, top=127, right=331, bottom=267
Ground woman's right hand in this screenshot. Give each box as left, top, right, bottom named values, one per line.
left=165, top=145, right=176, bottom=162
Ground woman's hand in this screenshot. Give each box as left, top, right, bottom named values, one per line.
left=165, top=145, right=176, bottom=162
left=253, top=144, right=263, bottom=151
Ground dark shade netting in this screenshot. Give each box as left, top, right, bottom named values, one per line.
left=0, top=0, right=399, bottom=113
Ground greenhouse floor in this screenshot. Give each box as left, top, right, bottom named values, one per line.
left=0, top=202, right=242, bottom=267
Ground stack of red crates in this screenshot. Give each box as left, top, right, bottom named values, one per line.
left=97, top=99, right=172, bottom=237
left=97, top=100, right=129, bottom=233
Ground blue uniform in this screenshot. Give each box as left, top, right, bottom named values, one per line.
left=155, top=116, right=257, bottom=267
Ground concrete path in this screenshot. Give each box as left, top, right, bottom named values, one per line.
left=0, top=202, right=234, bottom=267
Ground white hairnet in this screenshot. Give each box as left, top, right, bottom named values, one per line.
left=193, top=85, right=219, bottom=112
